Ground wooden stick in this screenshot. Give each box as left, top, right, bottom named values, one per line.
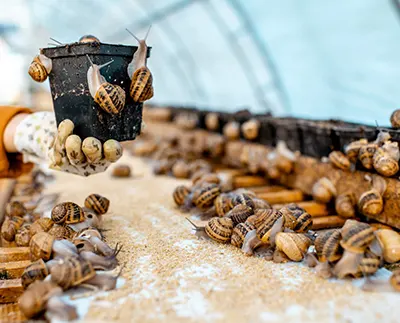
left=0, top=261, right=31, bottom=279
left=0, top=248, right=30, bottom=263
left=216, top=169, right=246, bottom=177
left=0, top=303, right=27, bottom=322
left=0, top=179, right=16, bottom=225
left=257, top=189, right=304, bottom=205
left=246, top=185, right=285, bottom=194
left=311, top=216, right=346, bottom=230
left=233, top=176, right=268, bottom=188
left=273, top=201, right=329, bottom=217
left=0, top=280, right=24, bottom=303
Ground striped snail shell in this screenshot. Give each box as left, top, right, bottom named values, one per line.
left=275, top=232, right=312, bottom=262
left=358, top=143, right=378, bottom=170
left=256, top=209, right=284, bottom=244
left=86, top=55, right=125, bottom=115
left=205, top=113, right=220, bottom=131
left=205, top=217, right=234, bottom=243
left=79, top=34, right=100, bottom=43
left=358, top=189, right=383, bottom=216
left=335, top=193, right=356, bottom=218
left=231, top=193, right=255, bottom=210
left=223, top=121, right=240, bottom=141
left=50, top=255, right=95, bottom=290
left=193, top=173, right=220, bottom=186
left=28, top=54, right=52, bottom=83
left=241, top=119, right=260, bottom=140
left=231, top=222, right=256, bottom=248
left=344, top=139, right=368, bottom=163
left=214, top=193, right=233, bottom=217
left=51, top=202, right=84, bottom=225
left=391, top=110, right=400, bottom=129
left=252, top=198, right=271, bottom=211
left=172, top=160, right=190, bottom=179
left=312, top=177, right=336, bottom=203
left=6, top=201, right=27, bottom=218
left=375, top=229, right=400, bottom=263
left=29, top=218, right=54, bottom=236
left=328, top=151, right=351, bottom=171
left=358, top=251, right=381, bottom=276
left=21, top=259, right=49, bottom=289
left=193, top=183, right=221, bottom=210
left=1, top=216, right=24, bottom=242
left=173, top=185, right=191, bottom=207
left=373, top=147, right=399, bottom=177
left=48, top=225, right=75, bottom=241
left=280, top=203, right=312, bottom=232
left=390, top=270, right=400, bottom=291
left=252, top=208, right=275, bottom=229
left=340, top=220, right=375, bottom=254
left=29, top=232, right=55, bottom=261
left=225, top=204, right=253, bottom=226
left=188, top=160, right=212, bottom=175
left=315, top=229, right=343, bottom=263
left=84, top=194, right=110, bottom=215
left=15, top=224, right=31, bottom=247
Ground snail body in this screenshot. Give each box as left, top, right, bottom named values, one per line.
left=84, top=194, right=110, bottom=215
left=344, top=139, right=368, bottom=163
left=225, top=204, right=253, bottom=226
left=28, top=54, right=52, bottom=82
left=275, top=232, right=312, bottom=261
left=241, top=119, right=260, bottom=140
left=231, top=222, right=256, bottom=248
left=315, top=229, right=343, bottom=263
left=51, top=202, right=84, bottom=225
left=312, top=177, right=336, bottom=203
left=214, top=193, right=233, bottom=217
left=329, top=151, right=351, bottom=171
left=375, top=229, right=400, bottom=263
left=335, top=193, right=356, bottom=218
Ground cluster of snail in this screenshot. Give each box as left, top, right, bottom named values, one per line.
left=28, top=29, right=154, bottom=116
left=2, top=194, right=122, bottom=321
left=222, top=118, right=261, bottom=141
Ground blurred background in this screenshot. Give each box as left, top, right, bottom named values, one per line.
left=1, top=0, right=400, bottom=125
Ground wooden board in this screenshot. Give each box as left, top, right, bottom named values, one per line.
left=257, top=189, right=304, bottom=205
left=0, top=280, right=23, bottom=304
left=0, top=261, right=31, bottom=279
left=0, top=248, right=30, bottom=263
left=0, top=303, right=27, bottom=323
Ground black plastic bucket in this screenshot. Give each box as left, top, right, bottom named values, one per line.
left=42, top=42, right=151, bottom=142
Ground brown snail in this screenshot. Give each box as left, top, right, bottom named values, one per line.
left=79, top=34, right=100, bottom=43
left=314, top=229, right=343, bottom=263
left=171, top=160, right=190, bottom=178
left=358, top=189, right=383, bottom=217
left=328, top=151, right=351, bottom=171
left=344, top=139, right=368, bottom=163
left=241, top=118, right=260, bottom=140
left=231, top=222, right=256, bottom=248
left=51, top=202, right=84, bottom=225
left=358, top=251, right=381, bottom=276
left=311, top=177, right=336, bottom=203
left=335, top=192, right=356, bottom=218
left=29, top=232, right=78, bottom=261
left=28, top=54, right=52, bottom=82
left=15, top=224, right=31, bottom=247
left=186, top=217, right=233, bottom=243
left=223, top=121, right=240, bottom=140
left=48, top=225, right=75, bottom=240
left=21, top=259, right=51, bottom=288
left=205, top=112, right=220, bottom=131
left=29, top=218, right=55, bottom=236
left=67, top=207, right=100, bottom=232
left=112, top=164, right=131, bottom=177
left=225, top=204, right=253, bottom=226
left=373, top=141, right=400, bottom=177
left=84, top=194, right=110, bottom=215
left=193, top=183, right=221, bottom=210
left=126, top=27, right=154, bottom=103
left=275, top=141, right=298, bottom=174
left=275, top=232, right=312, bottom=262
left=5, top=201, right=27, bottom=217
left=359, top=143, right=379, bottom=170
left=87, top=55, right=125, bottom=114
left=173, top=185, right=191, bottom=207
left=1, top=216, right=24, bottom=242
left=279, top=203, right=312, bottom=233
left=375, top=229, right=400, bottom=263
left=214, top=193, right=234, bottom=217
left=252, top=198, right=271, bottom=211
left=390, top=109, right=400, bottom=128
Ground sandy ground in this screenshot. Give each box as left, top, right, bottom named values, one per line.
left=44, top=155, right=400, bottom=323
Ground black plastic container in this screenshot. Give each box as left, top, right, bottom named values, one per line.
left=298, top=120, right=335, bottom=157
left=333, top=124, right=377, bottom=152
left=274, top=118, right=301, bottom=151
left=42, top=42, right=151, bottom=142
left=258, top=116, right=276, bottom=147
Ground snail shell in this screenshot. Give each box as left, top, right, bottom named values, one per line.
left=223, top=121, right=240, bottom=141
left=51, top=202, right=84, bottom=225
left=340, top=220, right=375, bottom=254
left=6, top=201, right=27, bottom=217
left=193, top=184, right=221, bottom=210
left=79, top=34, right=100, bottom=43
left=214, top=193, right=233, bottom=217
left=130, top=66, right=154, bottom=102
left=48, top=225, right=75, bottom=241
left=1, top=216, right=24, bottom=242
left=231, top=222, right=256, bottom=248
left=188, top=160, right=212, bottom=175
left=21, top=259, right=49, bottom=289
left=375, top=229, right=400, bottom=263
left=50, top=256, right=95, bottom=290
left=28, top=54, right=52, bottom=83
left=173, top=185, right=191, bottom=207
left=94, top=82, right=126, bottom=114
left=241, top=119, right=260, bottom=140
left=193, top=173, right=220, bottom=186
left=84, top=194, right=110, bottom=215
left=252, top=198, right=271, bottom=211
left=205, top=113, right=219, bottom=131
left=335, top=193, right=356, bottom=218
left=359, top=143, right=378, bottom=170
left=390, top=109, right=400, bottom=129
left=29, top=218, right=55, bottom=236
left=256, top=210, right=283, bottom=243
left=225, top=204, right=253, bottom=226
left=312, top=177, right=336, bottom=203
left=359, top=251, right=381, bottom=276
left=315, top=229, right=343, bottom=262
left=280, top=203, right=312, bottom=232
left=15, top=224, right=31, bottom=247
left=112, top=164, right=131, bottom=177
left=344, top=139, right=368, bottom=163
left=172, top=160, right=190, bottom=179
left=373, top=147, right=399, bottom=177
left=30, top=232, right=55, bottom=261
left=390, top=270, right=400, bottom=291
left=275, top=232, right=311, bottom=261
left=205, top=217, right=233, bottom=243
left=252, top=208, right=276, bottom=229
left=328, top=151, right=351, bottom=171
left=231, top=193, right=255, bottom=210
left=358, top=189, right=383, bottom=216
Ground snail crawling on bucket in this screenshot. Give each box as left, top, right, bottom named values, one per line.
left=28, top=54, right=52, bottom=82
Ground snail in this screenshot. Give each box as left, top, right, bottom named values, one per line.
left=112, top=164, right=131, bottom=177
left=241, top=119, right=260, bottom=140
left=333, top=220, right=374, bottom=278
left=207, top=135, right=225, bottom=158
left=67, top=207, right=100, bottom=232
left=188, top=160, right=212, bottom=174
left=358, top=175, right=387, bottom=217
left=51, top=202, right=84, bottom=225
left=73, top=228, right=116, bottom=257
left=359, top=143, right=378, bottom=170
left=15, top=224, right=31, bottom=246
left=28, top=54, right=52, bottom=82
left=79, top=249, right=121, bottom=271
left=193, top=183, right=221, bottom=210
left=205, top=112, right=220, bottom=131
left=152, top=158, right=175, bottom=176
left=358, top=250, right=381, bottom=277
left=251, top=208, right=275, bottom=229
left=225, top=204, right=253, bottom=226
left=48, top=224, right=75, bottom=240
left=29, top=218, right=55, bottom=236
left=86, top=55, right=126, bottom=114
left=275, top=232, right=312, bottom=262
left=126, top=27, right=154, bottom=102
left=231, top=222, right=256, bottom=248
left=252, top=198, right=271, bottom=211
left=223, top=121, right=240, bottom=140
left=231, top=193, right=255, bottom=211
left=390, top=109, right=400, bottom=129
left=344, top=139, right=368, bottom=163
left=1, top=216, right=24, bottom=241
left=279, top=203, right=312, bottom=232
left=84, top=194, right=110, bottom=215
left=171, top=160, right=190, bottom=178
left=328, top=151, right=351, bottom=171
left=186, top=217, right=233, bottom=243
left=5, top=201, right=27, bottom=217
left=173, top=185, right=191, bottom=207
left=373, top=141, right=400, bottom=177
left=275, top=141, right=298, bottom=174
left=311, top=177, right=336, bottom=203
left=79, top=34, right=100, bottom=43
left=214, top=193, right=234, bottom=217
left=315, top=229, right=343, bottom=263
left=375, top=229, right=400, bottom=263
left=335, top=192, right=356, bottom=218
left=21, top=259, right=58, bottom=288
left=362, top=269, right=400, bottom=293
left=29, top=232, right=78, bottom=261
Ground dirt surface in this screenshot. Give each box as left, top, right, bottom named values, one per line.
left=44, top=155, right=400, bottom=323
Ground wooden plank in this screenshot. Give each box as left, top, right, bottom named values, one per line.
left=311, top=216, right=346, bottom=230
left=273, top=201, right=329, bottom=217
left=0, top=280, right=23, bottom=304
left=233, top=175, right=268, bottom=188
left=0, top=261, right=31, bottom=279
left=0, top=248, right=30, bottom=263
left=246, top=185, right=285, bottom=194
left=0, top=303, right=27, bottom=323
left=0, top=179, right=16, bottom=225
left=257, top=189, right=304, bottom=205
